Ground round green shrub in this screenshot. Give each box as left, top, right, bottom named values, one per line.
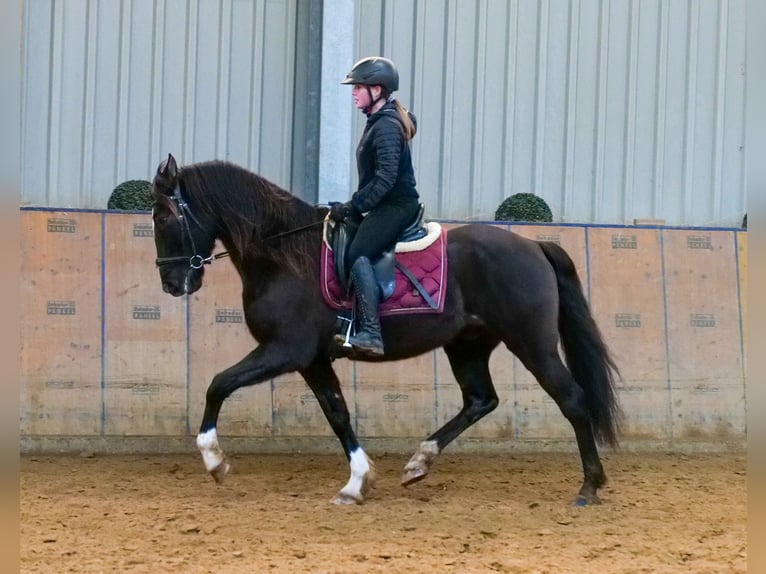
left=107, top=179, right=153, bottom=211
left=494, top=193, right=553, bottom=222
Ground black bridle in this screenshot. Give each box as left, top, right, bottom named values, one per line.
left=154, top=185, right=325, bottom=269
left=154, top=185, right=223, bottom=269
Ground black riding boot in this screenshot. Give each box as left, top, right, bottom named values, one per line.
left=347, top=256, right=384, bottom=356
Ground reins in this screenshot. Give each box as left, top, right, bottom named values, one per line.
left=261, top=219, right=326, bottom=242
left=154, top=186, right=326, bottom=269
left=198, top=220, right=325, bottom=265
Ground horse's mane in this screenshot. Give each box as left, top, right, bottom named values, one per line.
left=179, top=161, right=323, bottom=277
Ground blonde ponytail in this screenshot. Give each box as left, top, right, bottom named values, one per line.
left=392, top=100, right=417, bottom=141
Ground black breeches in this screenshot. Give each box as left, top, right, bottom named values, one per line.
left=347, top=199, right=420, bottom=266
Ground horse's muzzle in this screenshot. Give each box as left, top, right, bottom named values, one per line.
left=162, top=281, right=186, bottom=297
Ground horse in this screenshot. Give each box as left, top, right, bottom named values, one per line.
left=150, top=153, right=621, bottom=506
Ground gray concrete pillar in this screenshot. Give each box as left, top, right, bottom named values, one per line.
left=318, top=0, right=355, bottom=205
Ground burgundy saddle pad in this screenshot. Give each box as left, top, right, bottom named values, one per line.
left=320, top=226, right=448, bottom=316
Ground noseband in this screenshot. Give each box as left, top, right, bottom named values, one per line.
left=154, top=186, right=228, bottom=269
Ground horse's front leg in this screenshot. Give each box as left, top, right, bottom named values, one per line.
left=196, top=345, right=301, bottom=483
left=300, top=360, right=375, bottom=504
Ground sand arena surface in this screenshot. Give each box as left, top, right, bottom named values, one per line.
left=21, top=451, right=745, bottom=573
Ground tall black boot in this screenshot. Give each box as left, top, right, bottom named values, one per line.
left=347, top=256, right=384, bottom=356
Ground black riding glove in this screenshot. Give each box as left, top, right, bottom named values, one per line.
left=329, top=201, right=356, bottom=223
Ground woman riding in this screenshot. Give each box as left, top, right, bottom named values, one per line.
left=330, top=56, right=421, bottom=357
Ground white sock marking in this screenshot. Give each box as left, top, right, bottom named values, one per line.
left=418, top=439, right=440, bottom=459
left=196, top=428, right=224, bottom=472
left=338, top=448, right=370, bottom=501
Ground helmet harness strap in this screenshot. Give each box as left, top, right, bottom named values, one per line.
left=363, top=85, right=389, bottom=117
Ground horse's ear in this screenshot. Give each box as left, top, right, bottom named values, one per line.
left=155, top=153, right=178, bottom=195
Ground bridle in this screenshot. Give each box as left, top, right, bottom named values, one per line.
left=154, top=185, right=226, bottom=269
left=154, top=184, right=326, bottom=270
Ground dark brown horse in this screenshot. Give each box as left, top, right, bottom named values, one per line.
left=151, top=154, right=621, bottom=505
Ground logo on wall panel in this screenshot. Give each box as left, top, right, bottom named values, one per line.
left=690, top=313, right=716, bottom=327
left=133, top=223, right=154, bottom=237
left=47, top=300, right=76, bottom=315
left=46, top=380, right=75, bottom=389
left=615, top=313, right=641, bottom=328
left=133, top=305, right=161, bottom=320
left=611, top=235, right=637, bottom=249
left=47, top=218, right=77, bottom=233
left=691, top=384, right=719, bottom=395
left=536, top=234, right=561, bottom=245
left=131, top=383, right=160, bottom=396
left=687, top=235, right=713, bottom=250
left=383, top=393, right=409, bottom=403
left=216, top=309, right=244, bottom=323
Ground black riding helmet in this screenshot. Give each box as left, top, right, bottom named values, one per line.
left=341, top=56, right=399, bottom=92
left=341, top=57, right=399, bottom=115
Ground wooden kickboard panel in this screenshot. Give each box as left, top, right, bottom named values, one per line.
left=19, top=212, right=748, bottom=445
left=737, top=231, right=746, bottom=367
left=103, top=213, right=187, bottom=435
left=354, top=353, right=437, bottom=438
left=587, top=227, right=671, bottom=441
left=20, top=212, right=103, bottom=435
left=662, top=230, right=745, bottom=440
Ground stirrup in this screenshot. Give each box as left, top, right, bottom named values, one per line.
left=334, top=316, right=354, bottom=348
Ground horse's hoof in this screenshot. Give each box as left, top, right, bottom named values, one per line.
left=572, top=493, right=601, bottom=506
left=209, top=461, right=231, bottom=484
left=333, top=492, right=363, bottom=505
left=401, top=467, right=428, bottom=487
left=361, top=473, right=377, bottom=496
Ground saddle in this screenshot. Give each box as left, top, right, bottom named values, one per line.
left=326, top=203, right=434, bottom=305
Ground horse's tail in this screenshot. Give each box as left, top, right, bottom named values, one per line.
left=538, top=241, right=622, bottom=447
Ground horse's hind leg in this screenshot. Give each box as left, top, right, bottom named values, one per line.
left=516, top=347, right=606, bottom=505
left=402, top=333, right=499, bottom=486
left=300, top=359, right=375, bottom=505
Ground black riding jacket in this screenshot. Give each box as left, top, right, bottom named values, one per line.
left=351, top=100, right=419, bottom=214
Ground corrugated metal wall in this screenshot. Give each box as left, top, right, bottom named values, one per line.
left=21, top=0, right=748, bottom=226
left=353, top=0, right=747, bottom=226
left=21, top=0, right=311, bottom=208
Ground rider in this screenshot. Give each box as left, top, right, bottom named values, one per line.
left=330, top=56, right=421, bottom=356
